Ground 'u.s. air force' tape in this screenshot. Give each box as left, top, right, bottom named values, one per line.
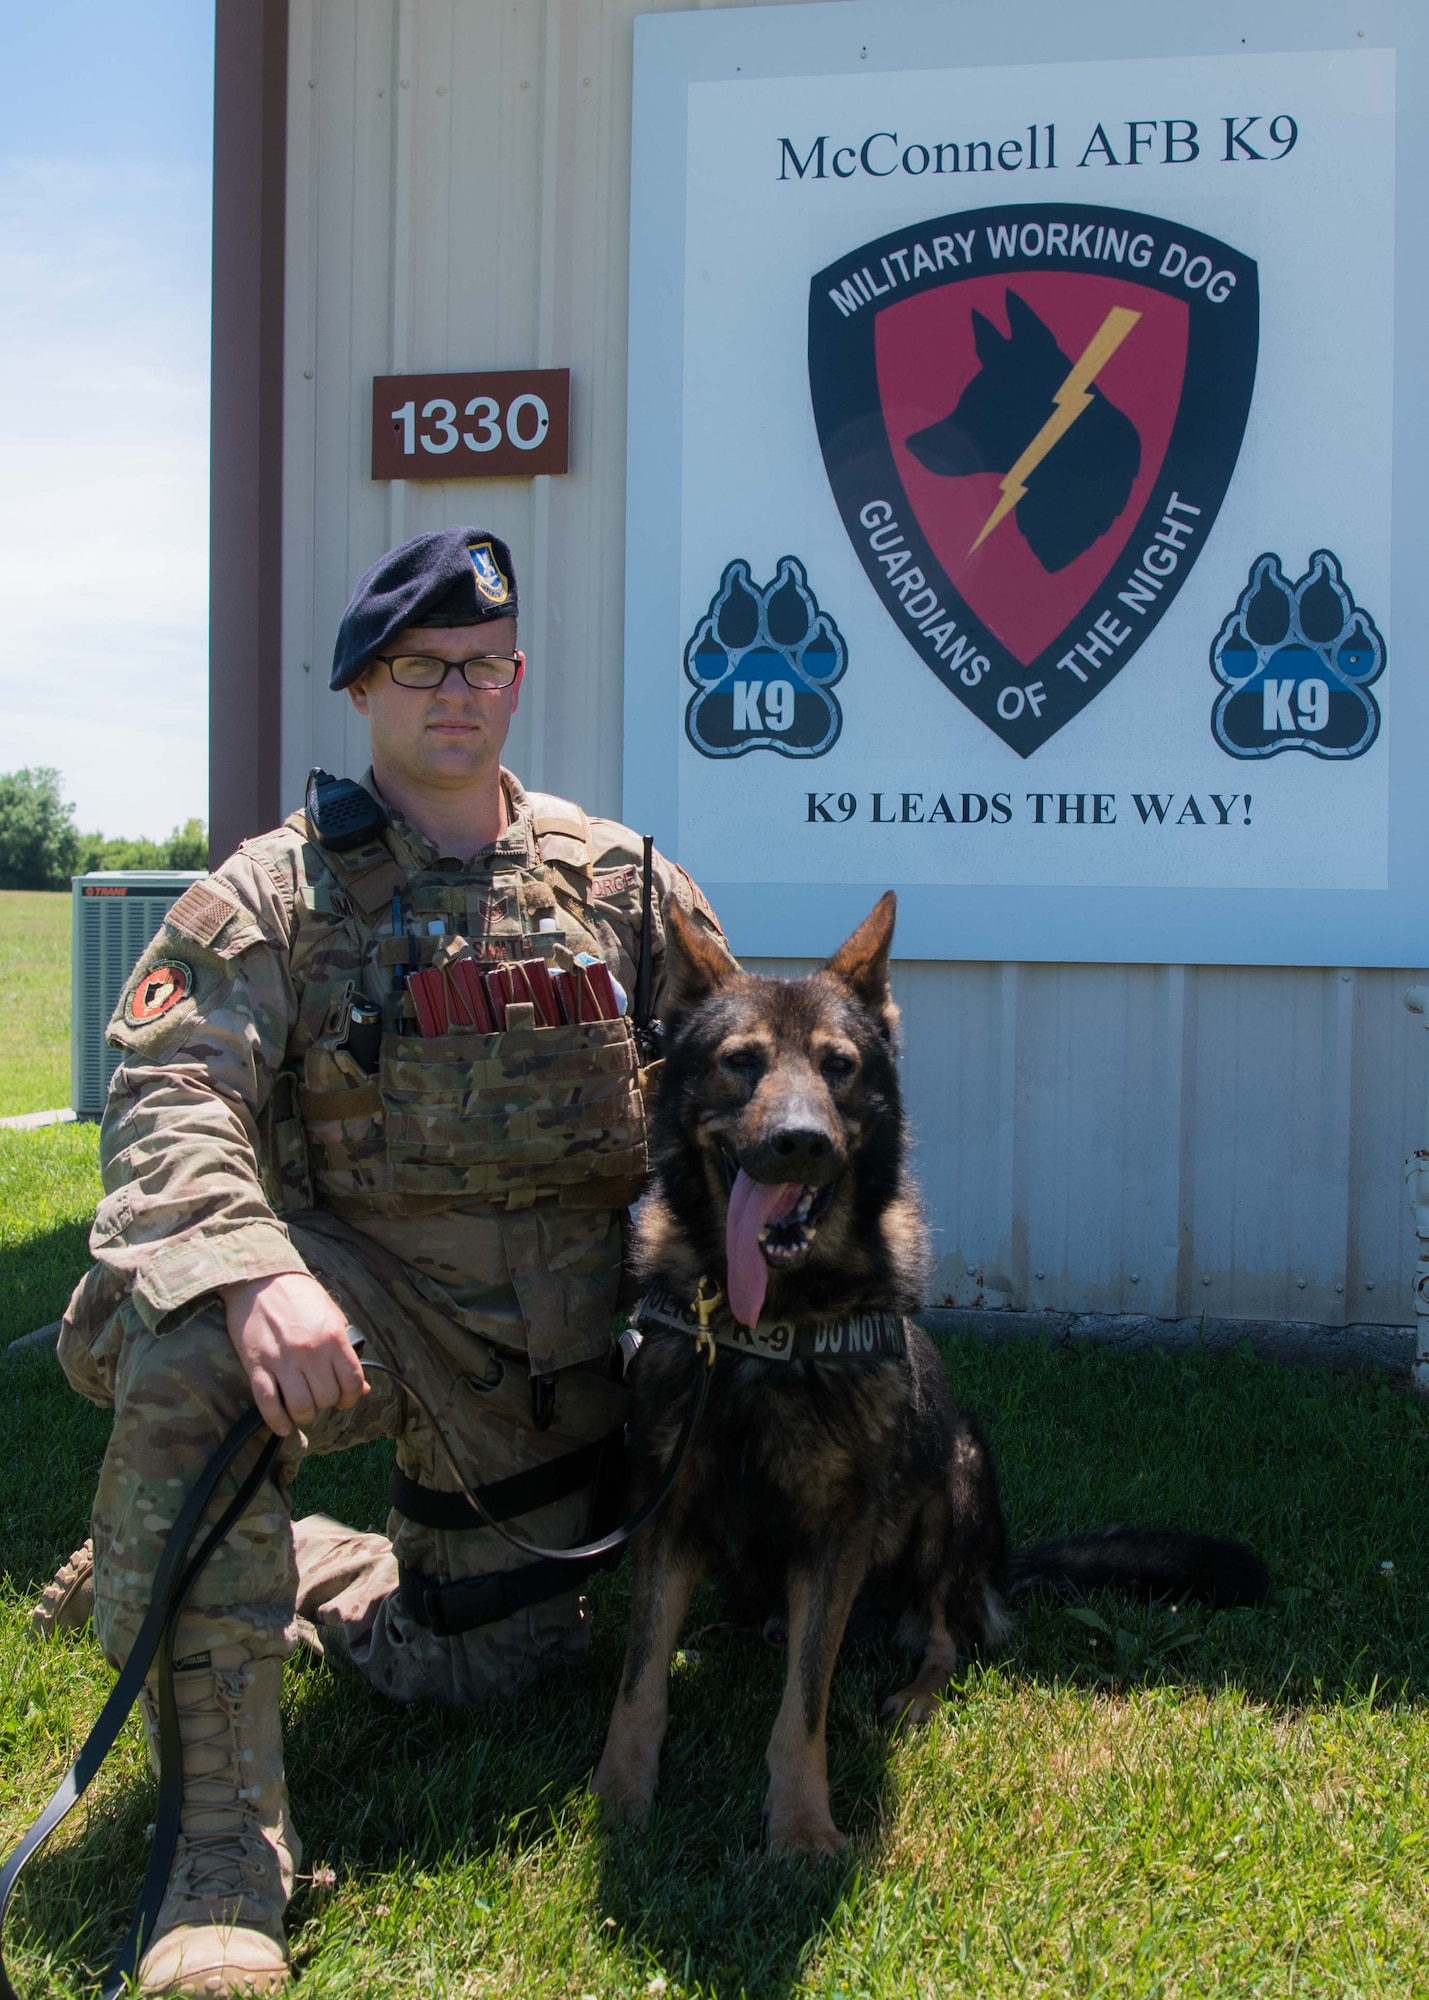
left=632, top=1287, right=907, bottom=1364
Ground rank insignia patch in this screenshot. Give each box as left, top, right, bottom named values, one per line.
left=1210, top=550, right=1385, bottom=759
left=808, top=203, right=1259, bottom=755
left=467, top=540, right=510, bottom=606
left=125, top=960, right=193, bottom=1025
left=684, top=556, right=846, bottom=759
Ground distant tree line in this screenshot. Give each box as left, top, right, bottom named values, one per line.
left=0, top=767, right=207, bottom=890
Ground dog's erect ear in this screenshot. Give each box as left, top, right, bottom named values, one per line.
left=661, top=898, right=740, bottom=1016
left=971, top=308, right=1006, bottom=366
left=825, top=891, right=896, bottom=1017
left=1003, top=289, right=1060, bottom=359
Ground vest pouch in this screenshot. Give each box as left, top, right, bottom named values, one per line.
left=380, top=1013, right=649, bottom=1199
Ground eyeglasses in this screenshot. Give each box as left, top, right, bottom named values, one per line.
left=375, top=652, right=522, bottom=691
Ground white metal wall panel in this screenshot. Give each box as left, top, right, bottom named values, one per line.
left=750, top=957, right=1429, bottom=1330
left=280, top=0, right=1429, bottom=1333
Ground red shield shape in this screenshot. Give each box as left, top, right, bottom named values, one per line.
left=876, top=273, right=1188, bottom=667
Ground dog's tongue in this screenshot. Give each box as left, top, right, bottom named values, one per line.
left=726, top=1170, right=803, bottom=1328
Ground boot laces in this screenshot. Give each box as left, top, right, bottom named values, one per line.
left=165, top=1671, right=274, bottom=1911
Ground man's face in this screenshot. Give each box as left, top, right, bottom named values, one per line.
left=348, top=617, right=523, bottom=789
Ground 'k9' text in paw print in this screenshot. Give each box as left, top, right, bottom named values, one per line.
left=1210, top=549, right=1384, bottom=760
left=684, top=556, right=847, bottom=759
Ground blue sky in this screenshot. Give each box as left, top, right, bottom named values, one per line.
left=0, top=1, right=213, bottom=839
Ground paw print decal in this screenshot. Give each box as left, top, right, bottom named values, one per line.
left=1211, top=550, right=1385, bottom=760
left=684, top=557, right=847, bottom=759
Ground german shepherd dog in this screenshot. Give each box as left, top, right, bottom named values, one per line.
left=905, top=288, right=1141, bottom=572
left=593, top=894, right=1268, bottom=1855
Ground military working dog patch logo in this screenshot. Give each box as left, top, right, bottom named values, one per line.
left=809, top=203, right=1259, bottom=756
left=1210, top=550, right=1385, bottom=760
left=685, top=556, right=847, bottom=758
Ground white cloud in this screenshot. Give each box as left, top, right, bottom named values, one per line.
left=0, top=157, right=210, bottom=838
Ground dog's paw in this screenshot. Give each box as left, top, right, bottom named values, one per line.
left=880, top=1685, right=942, bottom=1729
left=591, top=1749, right=658, bottom=1830
left=1210, top=549, right=1385, bottom=759
left=684, top=556, right=847, bottom=759
left=764, top=1807, right=849, bottom=1858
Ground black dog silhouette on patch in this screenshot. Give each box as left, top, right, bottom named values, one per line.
left=905, top=290, right=1141, bottom=574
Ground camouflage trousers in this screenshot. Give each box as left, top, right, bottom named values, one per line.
left=58, top=1210, right=627, bottom=1706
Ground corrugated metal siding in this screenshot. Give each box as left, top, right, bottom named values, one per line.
left=280, top=0, right=1429, bottom=1333
left=748, top=957, right=1429, bottom=1329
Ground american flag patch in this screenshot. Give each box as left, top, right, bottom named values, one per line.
left=166, top=882, right=239, bottom=947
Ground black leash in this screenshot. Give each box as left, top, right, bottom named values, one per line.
left=0, top=1409, right=280, bottom=2000
left=361, top=1356, right=709, bottom=1564
left=0, top=1345, right=711, bottom=2000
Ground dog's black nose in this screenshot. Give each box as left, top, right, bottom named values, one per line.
left=755, top=1125, right=838, bottom=1182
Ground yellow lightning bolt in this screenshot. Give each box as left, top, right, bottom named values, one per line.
left=969, top=305, right=1142, bottom=554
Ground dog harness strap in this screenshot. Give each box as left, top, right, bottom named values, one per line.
left=632, top=1286, right=908, bottom=1364
left=388, top=1438, right=607, bottom=1532
left=397, top=1549, right=616, bottom=1638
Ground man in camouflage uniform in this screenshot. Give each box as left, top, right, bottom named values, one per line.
left=37, top=528, right=724, bottom=1995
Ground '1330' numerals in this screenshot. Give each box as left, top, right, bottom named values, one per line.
left=389, top=393, right=551, bottom=456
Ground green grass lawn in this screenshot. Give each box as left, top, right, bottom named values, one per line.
left=0, top=891, right=72, bottom=1118
left=3, top=911, right=1429, bottom=1993
left=3, top=1309, right=1429, bottom=1995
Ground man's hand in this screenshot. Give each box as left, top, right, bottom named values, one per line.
left=221, top=1272, right=370, bottom=1437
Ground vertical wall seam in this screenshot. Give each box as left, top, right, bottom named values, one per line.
left=385, top=0, right=414, bottom=552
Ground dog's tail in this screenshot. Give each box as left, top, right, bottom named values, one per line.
left=1008, top=1526, right=1270, bottom=1608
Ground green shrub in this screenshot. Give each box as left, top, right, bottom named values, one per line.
left=76, top=818, right=208, bottom=873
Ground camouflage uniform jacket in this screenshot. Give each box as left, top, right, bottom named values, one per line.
left=89, top=769, right=723, bottom=1371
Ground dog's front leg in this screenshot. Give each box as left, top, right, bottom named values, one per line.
left=592, top=1529, right=704, bottom=1828
left=763, top=1529, right=873, bottom=1856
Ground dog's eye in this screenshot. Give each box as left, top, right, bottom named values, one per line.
left=721, top=1047, right=763, bottom=1076
left=821, top=1052, right=857, bottom=1081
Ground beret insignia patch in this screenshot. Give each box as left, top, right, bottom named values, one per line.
left=126, top=961, right=194, bottom=1025
left=468, top=540, right=510, bottom=607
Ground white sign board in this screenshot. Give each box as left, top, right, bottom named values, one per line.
left=624, top=0, right=1428, bottom=964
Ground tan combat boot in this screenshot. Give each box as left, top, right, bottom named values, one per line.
left=30, top=1537, right=95, bottom=1638
left=134, top=1649, right=300, bottom=1996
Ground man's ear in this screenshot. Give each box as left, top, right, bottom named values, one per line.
left=661, top=898, right=740, bottom=1017
left=825, top=891, right=897, bottom=1022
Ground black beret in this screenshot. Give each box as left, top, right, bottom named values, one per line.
left=330, top=528, right=518, bottom=690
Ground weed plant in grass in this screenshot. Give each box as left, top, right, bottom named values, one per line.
left=0, top=891, right=71, bottom=1118
left=3, top=1322, right=1428, bottom=1997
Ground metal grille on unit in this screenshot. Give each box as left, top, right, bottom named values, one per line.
left=70, top=873, right=205, bottom=1118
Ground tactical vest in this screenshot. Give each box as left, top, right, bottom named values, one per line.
left=265, top=791, right=652, bottom=1219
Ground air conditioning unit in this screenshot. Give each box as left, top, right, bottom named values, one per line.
left=71, top=872, right=206, bottom=1118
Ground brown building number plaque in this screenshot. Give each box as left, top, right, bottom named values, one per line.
left=371, top=368, right=570, bottom=480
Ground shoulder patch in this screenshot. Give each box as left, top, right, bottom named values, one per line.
left=125, top=961, right=193, bottom=1026
left=592, top=864, right=641, bottom=900
left=668, top=862, right=723, bottom=934
left=166, top=881, right=239, bottom=948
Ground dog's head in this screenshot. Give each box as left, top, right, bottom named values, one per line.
left=641, top=892, right=927, bottom=1325
left=906, top=290, right=1066, bottom=478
